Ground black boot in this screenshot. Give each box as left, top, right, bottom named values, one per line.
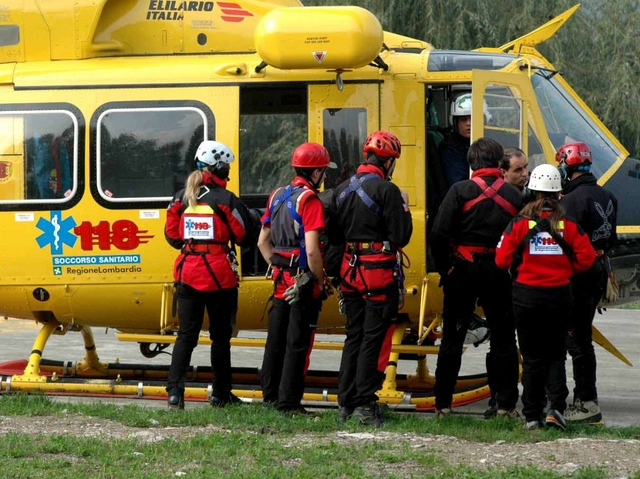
left=353, top=402, right=383, bottom=427
left=338, top=406, right=355, bottom=424
left=210, top=392, right=243, bottom=408
left=167, top=388, right=184, bottom=410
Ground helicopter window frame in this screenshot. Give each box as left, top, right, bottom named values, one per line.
left=0, top=103, right=85, bottom=212
left=91, top=100, right=215, bottom=209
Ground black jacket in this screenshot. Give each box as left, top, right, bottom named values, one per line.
left=561, top=173, right=618, bottom=251
left=431, top=168, right=522, bottom=274
left=332, top=164, right=413, bottom=247
left=439, top=132, right=470, bottom=188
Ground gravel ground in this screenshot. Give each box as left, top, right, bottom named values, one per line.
left=2, top=413, right=640, bottom=477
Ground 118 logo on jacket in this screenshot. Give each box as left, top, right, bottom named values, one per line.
left=74, top=220, right=154, bottom=251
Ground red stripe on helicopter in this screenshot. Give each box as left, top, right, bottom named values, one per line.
left=218, top=2, right=253, bottom=22
left=221, top=9, right=252, bottom=16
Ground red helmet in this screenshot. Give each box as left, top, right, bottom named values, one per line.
left=291, top=142, right=337, bottom=169
left=556, top=142, right=592, bottom=167
left=363, top=131, right=401, bottom=159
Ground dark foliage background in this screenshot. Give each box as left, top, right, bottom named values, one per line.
left=304, top=0, right=640, bottom=158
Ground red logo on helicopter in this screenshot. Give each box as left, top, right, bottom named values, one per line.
left=219, top=2, right=254, bottom=22
left=74, top=220, right=154, bottom=251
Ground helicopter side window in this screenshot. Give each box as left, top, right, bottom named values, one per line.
left=483, top=84, right=522, bottom=148
left=0, top=107, right=80, bottom=208
left=322, top=108, right=367, bottom=189
left=0, top=25, right=20, bottom=46
left=94, top=102, right=213, bottom=203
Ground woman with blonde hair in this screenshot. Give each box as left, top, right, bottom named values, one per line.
left=165, top=140, right=253, bottom=409
left=496, top=164, right=595, bottom=431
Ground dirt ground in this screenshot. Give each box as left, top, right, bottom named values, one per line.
left=2, top=413, right=639, bottom=477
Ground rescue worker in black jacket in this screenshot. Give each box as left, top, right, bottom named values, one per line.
left=258, top=142, right=336, bottom=415
left=558, top=142, right=618, bottom=424
left=431, top=137, right=522, bottom=419
left=332, top=131, right=413, bottom=426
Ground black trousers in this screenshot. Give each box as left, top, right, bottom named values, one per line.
left=260, top=297, right=321, bottom=409
left=167, top=284, right=238, bottom=397
left=515, top=301, right=570, bottom=422
left=434, top=256, right=519, bottom=410
left=567, top=260, right=607, bottom=402
left=338, top=286, right=398, bottom=408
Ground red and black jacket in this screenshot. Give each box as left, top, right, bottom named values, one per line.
left=332, top=164, right=413, bottom=297
left=496, top=212, right=595, bottom=288
left=165, top=173, right=253, bottom=292
left=431, top=168, right=522, bottom=275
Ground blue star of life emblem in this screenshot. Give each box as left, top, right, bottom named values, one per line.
left=185, top=219, right=195, bottom=229
left=36, top=211, right=78, bottom=255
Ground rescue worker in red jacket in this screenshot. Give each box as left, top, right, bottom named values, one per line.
left=431, top=137, right=521, bottom=419
left=332, top=131, right=413, bottom=426
left=496, top=164, right=595, bottom=431
left=258, top=142, right=336, bottom=415
left=165, top=140, right=254, bottom=410
left=557, top=142, right=618, bottom=424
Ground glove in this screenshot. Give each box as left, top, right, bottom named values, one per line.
left=284, top=282, right=302, bottom=304
left=283, top=271, right=316, bottom=305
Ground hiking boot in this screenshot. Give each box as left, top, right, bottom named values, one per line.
left=545, top=409, right=567, bottom=431
left=565, top=399, right=602, bottom=424
left=167, top=388, right=184, bottom=410
left=484, top=405, right=498, bottom=419
left=483, top=396, right=498, bottom=419
left=524, top=420, right=543, bottom=431
left=210, top=392, right=242, bottom=408
left=338, top=406, right=355, bottom=424
left=353, top=403, right=383, bottom=427
left=435, top=408, right=452, bottom=420
left=278, top=406, right=315, bottom=417
left=496, top=408, right=523, bottom=420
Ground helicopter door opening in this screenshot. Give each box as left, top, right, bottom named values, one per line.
left=238, top=84, right=308, bottom=277
left=471, top=69, right=555, bottom=169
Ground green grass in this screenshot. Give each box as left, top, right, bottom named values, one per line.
left=2, top=394, right=640, bottom=478
left=2, top=393, right=640, bottom=442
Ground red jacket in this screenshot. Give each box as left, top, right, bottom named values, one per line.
left=165, top=173, right=253, bottom=291
left=496, top=211, right=595, bottom=288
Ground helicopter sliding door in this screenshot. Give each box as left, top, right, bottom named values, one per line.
left=471, top=70, right=555, bottom=169
left=308, top=83, right=380, bottom=189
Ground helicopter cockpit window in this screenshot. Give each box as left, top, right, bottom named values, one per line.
left=427, top=51, right=516, bottom=72
left=532, top=73, right=621, bottom=178
left=323, top=108, right=367, bottom=189
left=0, top=109, right=78, bottom=206
left=96, top=106, right=209, bottom=202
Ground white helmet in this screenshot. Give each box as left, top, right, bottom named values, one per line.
left=195, top=140, right=235, bottom=168
left=528, top=164, right=562, bottom=192
left=449, top=92, right=492, bottom=125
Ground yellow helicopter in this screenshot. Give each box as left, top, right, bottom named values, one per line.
left=0, top=0, right=635, bottom=407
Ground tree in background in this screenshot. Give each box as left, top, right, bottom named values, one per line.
left=304, top=0, right=640, bottom=158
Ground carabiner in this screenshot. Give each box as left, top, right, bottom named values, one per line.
left=348, top=253, right=358, bottom=268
